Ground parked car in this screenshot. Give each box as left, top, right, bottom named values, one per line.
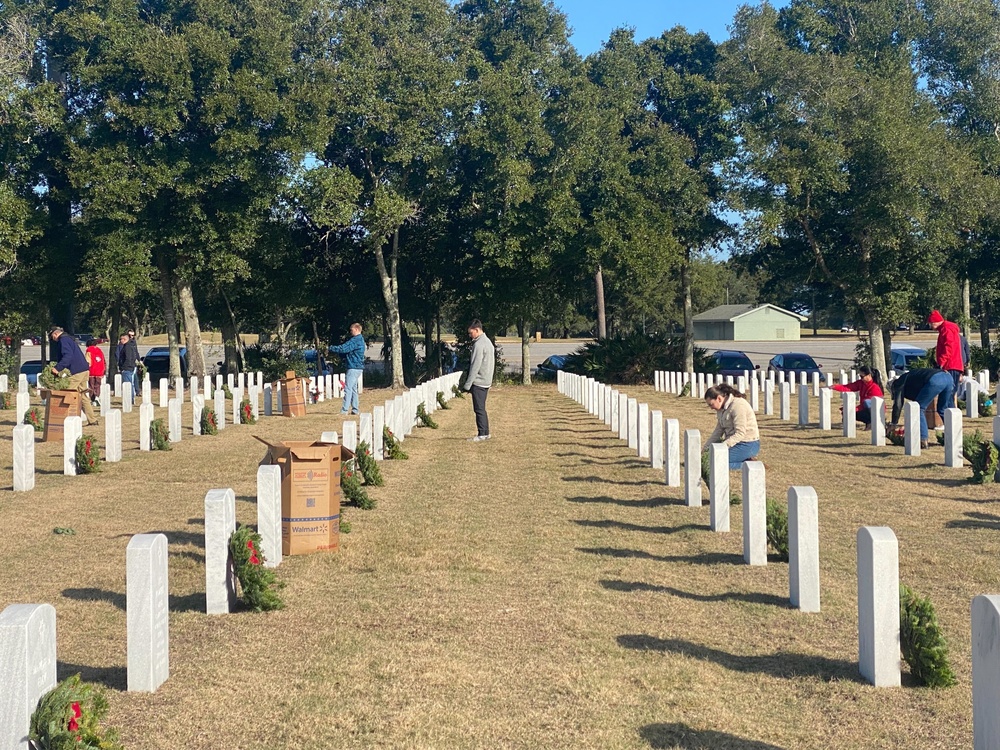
left=767, top=352, right=823, bottom=377
left=535, top=354, right=568, bottom=380
left=890, top=344, right=927, bottom=373
left=840, top=323, right=855, bottom=332
left=141, top=346, right=188, bottom=380
left=304, top=348, right=335, bottom=378
left=19, top=360, right=44, bottom=386
left=710, top=350, right=758, bottom=377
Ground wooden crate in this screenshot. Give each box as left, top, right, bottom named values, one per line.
left=42, top=389, right=81, bottom=443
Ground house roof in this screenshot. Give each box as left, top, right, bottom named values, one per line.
left=692, top=304, right=808, bottom=323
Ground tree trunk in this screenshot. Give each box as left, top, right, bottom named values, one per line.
left=518, top=318, right=531, bottom=385
left=980, top=303, right=991, bottom=350
left=881, top=325, right=893, bottom=376
left=595, top=265, right=607, bottom=340
left=156, top=254, right=182, bottom=381
left=682, top=251, right=694, bottom=372
left=963, top=276, right=972, bottom=340
left=424, top=310, right=435, bottom=379
left=221, top=292, right=243, bottom=375
left=374, top=230, right=404, bottom=389
left=107, top=299, right=122, bottom=379
left=864, top=311, right=888, bottom=379
left=176, top=276, right=206, bottom=378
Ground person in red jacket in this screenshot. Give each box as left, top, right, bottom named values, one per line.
left=833, top=366, right=884, bottom=428
left=928, top=310, right=963, bottom=405
left=85, top=338, right=107, bottom=406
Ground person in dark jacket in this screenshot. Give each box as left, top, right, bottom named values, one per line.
left=50, top=326, right=99, bottom=426
left=116, top=332, right=140, bottom=390
left=889, top=368, right=953, bottom=448
left=329, top=323, right=366, bottom=415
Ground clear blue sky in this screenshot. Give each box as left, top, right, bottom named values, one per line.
left=553, top=0, right=746, bottom=55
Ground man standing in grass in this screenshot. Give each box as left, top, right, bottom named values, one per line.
left=329, top=323, right=365, bottom=415
left=50, top=327, right=99, bottom=427
left=463, top=319, right=495, bottom=442
left=928, top=310, right=963, bottom=405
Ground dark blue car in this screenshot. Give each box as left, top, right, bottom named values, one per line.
left=710, top=350, right=758, bottom=377
left=767, top=352, right=822, bottom=377
left=535, top=354, right=568, bottom=380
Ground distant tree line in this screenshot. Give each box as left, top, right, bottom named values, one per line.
left=1, top=0, right=998, bottom=384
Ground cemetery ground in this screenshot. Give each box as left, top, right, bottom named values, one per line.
left=1, top=383, right=997, bottom=748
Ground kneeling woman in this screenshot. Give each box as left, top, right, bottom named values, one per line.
left=705, top=383, right=761, bottom=469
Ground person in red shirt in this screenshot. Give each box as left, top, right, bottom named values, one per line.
left=85, top=338, right=106, bottom=406
left=928, top=310, right=963, bottom=405
left=833, top=366, right=884, bottom=428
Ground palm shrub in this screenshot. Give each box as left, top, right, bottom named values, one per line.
left=899, top=584, right=956, bottom=688
left=562, top=332, right=717, bottom=385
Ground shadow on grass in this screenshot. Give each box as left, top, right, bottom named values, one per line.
left=641, top=723, right=785, bottom=749
left=876, top=473, right=970, bottom=489
left=58, top=661, right=126, bottom=691
left=600, top=579, right=788, bottom=608
left=567, top=495, right=683, bottom=509
left=62, top=587, right=205, bottom=613
left=551, top=440, right=621, bottom=450
left=618, top=635, right=858, bottom=681
left=577, top=547, right=741, bottom=566
left=573, top=519, right=703, bottom=535
left=946, top=511, right=1000, bottom=530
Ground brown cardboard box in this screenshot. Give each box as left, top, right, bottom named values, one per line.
left=280, top=370, right=306, bottom=417
left=42, top=389, right=81, bottom=443
left=255, top=438, right=354, bottom=555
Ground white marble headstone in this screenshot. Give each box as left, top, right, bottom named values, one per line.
left=13, top=424, right=35, bottom=491
left=0, top=603, right=57, bottom=750
left=106, top=409, right=122, bottom=463
left=63, top=415, right=82, bottom=476
left=127, top=533, right=170, bottom=692
left=204, top=488, right=237, bottom=615
left=857, top=526, right=900, bottom=687
left=257, top=465, right=282, bottom=569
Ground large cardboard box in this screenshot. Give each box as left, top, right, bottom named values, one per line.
left=42, top=389, right=81, bottom=443
left=256, top=438, right=353, bottom=555
left=280, top=370, right=306, bottom=417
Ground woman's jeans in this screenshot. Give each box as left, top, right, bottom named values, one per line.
left=728, top=440, right=760, bottom=469
left=914, top=371, right=954, bottom=440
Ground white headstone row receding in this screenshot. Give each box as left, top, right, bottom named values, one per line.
left=369, top=372, right=463, bottom=460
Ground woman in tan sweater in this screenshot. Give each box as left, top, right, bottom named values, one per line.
left=704, top=383, right=761, bottom=469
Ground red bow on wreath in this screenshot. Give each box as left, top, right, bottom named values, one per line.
left=246, top=539, right=261, bottom=565
left=68, top=701, right=81, bottom=733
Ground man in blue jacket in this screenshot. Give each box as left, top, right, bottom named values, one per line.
left=329, top=323, right=366, bottom=415
left=50, top=326, right=100, bottom=426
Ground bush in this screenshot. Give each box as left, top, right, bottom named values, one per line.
left=969, top=342, right=1000, bottom=379
left=242, top=343, right=308, bottom=383
left=0, top=343, right=18, bottom=382
left=765, top=499, right=789, bottom=561
left=899, top=584, right=956, bottom=688
left=562, top=333, right=717, bottom=385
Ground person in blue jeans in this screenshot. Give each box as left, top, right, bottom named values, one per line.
left=329, top=323, right=365, bottom=415
left=704, top=383, right=761, bottom=469
left=889, top=368, right=954, bottom=448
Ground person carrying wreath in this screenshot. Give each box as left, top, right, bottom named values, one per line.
left=832, top=365, right=884, bottom=428
left=704, top=383, right=760, bottom=469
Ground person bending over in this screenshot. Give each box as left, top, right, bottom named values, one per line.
left=704, top=383, right=760, bottom=469
left=889, top=367, right=954, bottom=449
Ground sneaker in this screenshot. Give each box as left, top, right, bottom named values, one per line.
left=469, top=434, right=491, bottom=442
left=920, top=440, right=930, bottom=449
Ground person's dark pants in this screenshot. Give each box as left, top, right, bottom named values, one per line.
left=856, top=406, right=872, bottom=425
left=470, top=385, right=490, bottom=437
left=948, top=370, right=963, bottom=407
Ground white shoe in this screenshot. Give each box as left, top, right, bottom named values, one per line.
left=469, top=434, right=491, bottom=442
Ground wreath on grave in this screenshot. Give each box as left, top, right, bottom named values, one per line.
left=28, top=673, right=125, bottom=750
left=74, top=435, right=101, bottom=474
left=886, top=426, right=906, bottom=447
left=0, top=390, right=12, bottom=409
left=150, top=418, right=171, bottom=451
left=436, top=390, right=449, bottom=410
left=229, top=525, right=284, bottom=611
left=239, top=398, right=256, bottom=425
left=899, top=584, right=956, bottom=688
left=38, top=363, right=72, bottom=392
left=451, top=384, right=465, bottom=399
left=958, top=390, right=994, bottom=418
left=25, top=406, right=44, bottom=432
left=200, top=404, right=218, bottom=435
left=222, top=384, right=233, bottom=400
left=416, top=402, right=438, bottom=429
left=765, top=499, right=789, bottom=561
left=963, top=430, right=999, bottom=484
left=383, top=426, right=408, bottom=460
left=355, top=440, right=384, bottom=486
left=935, top=431, right=946, bottom=446
left=679, top=381, right=692, bottom=398
left=341, top=459, right=375, bottom=509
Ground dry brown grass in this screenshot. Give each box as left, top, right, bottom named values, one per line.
left=0, top=383, right=995, bottom=749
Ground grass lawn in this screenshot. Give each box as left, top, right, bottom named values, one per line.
left=0, top=381, right=996, bottom=748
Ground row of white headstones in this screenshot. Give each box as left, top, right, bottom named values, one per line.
left=558, top=369, right=1000, bottom=749
left=654, top=367, right=999, bottom=466
left=0, top=371, right=464, bottom=750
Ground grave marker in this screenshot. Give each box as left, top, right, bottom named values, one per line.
left=764, top=379, right=775, bottom=416
left=127, top=533, right=170, bottom=692
left=665, top=419, right=681, bottom=487
left=871, top=396, right=886, bottom=446
left=139, top=402, right=153, bottom=451
left=344, top=421, right=358, bottom=451
left=159, top=378, right=169, bottom=408
left=18, top=373, right=28, bottom=393
left=0, top=603, right=57, bottom=750
left=857, top=526, right=900, bottom=687
left=142, top=377, right=152, bottom=405
left=780, top=382, right=791, bottom=421
left=618, top=393, right=628, bottom=441
left=360, top=413, right=373, bottom=447
left=650, top=411, right=663, bottom=470
left=106, top=409, right=122, bottom=463
left=257, top=465, right=282, bottom=569
left=904, top=401, right=921, bottom=456
left=843, top=391, right=857, bottom=438
left=100, top=382, right=111, bottom=416
left=373, top=405, right=385, bottom=460
left=819, top=388, right=832, bottom=430
left=204, top=488, right=237, bottom=615
left=63, top=415, right=82, bottom=476
left=122, top=381, right=134, bottom=413
left=684, top=429, right=702, bottom=507
left=214, top=390, right=226, bottom=431
left=610, top=391, right=620, bottom=433
left=13, top=424, right=34, bottom=491
left=709, top=443, right=730, bottom=532
left=943, top=408, right=962, bottom=467
left=789, top=486, right=820, bottom=612
left=114, top=373, right=123, bottom=397
left=973, top=595, right=1000, bottom=749
left=967, top=380, right=980, bottom=419
left=168, top=398, right=181, bottom=442
left=812, top=371, right=820, bottom=397
left=798, top=386, right=809, bottom=426
left=637, top=403, right=650, bottom=458
left=742, top=461, right=766, bottom=565
left=192, top=394, right=204, bottom=437
left=627, top=398, right=638, bottom=450
left=16, top=391, right=29, bottom=425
